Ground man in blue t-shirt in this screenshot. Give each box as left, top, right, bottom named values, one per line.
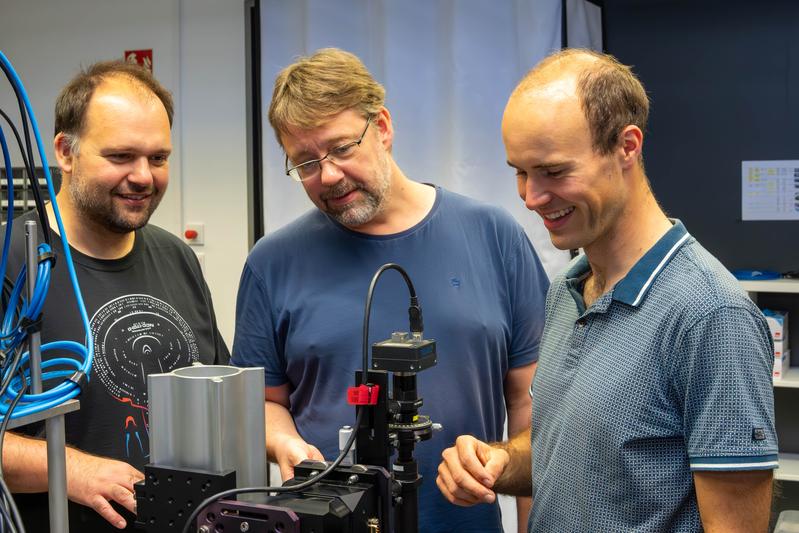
left=437, top=49, right=776, bottom=532
left=231, top=48, right=549, bottom=533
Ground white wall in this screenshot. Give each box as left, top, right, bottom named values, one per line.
left=177, top=0, right=247, bottom=345
left=0, top=0, right=183, bottom=232
left=0, top=0, right=248, bottom=345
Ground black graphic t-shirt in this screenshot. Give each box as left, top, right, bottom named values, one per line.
left=4, top=211, right=230, bottom=532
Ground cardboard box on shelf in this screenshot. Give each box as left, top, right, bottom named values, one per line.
left=774, top=349, right=791, bottom=381
left=775, top=339, right=788, bottom=358
left=763, top=309, right=789, bottom=343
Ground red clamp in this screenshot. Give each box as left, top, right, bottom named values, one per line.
left=347, top=384, right=380, bottom=405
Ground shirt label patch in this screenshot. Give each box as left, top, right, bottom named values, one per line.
left=752, top=427, right=766, bottom=441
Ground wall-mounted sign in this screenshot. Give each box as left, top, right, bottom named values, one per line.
left=742, top=160, right=799, bottom=221
left=124, top=49, right=153, bottom=73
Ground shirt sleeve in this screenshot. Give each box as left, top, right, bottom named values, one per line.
left=506, top=226, right=550, bottom=368
left=231, top=261, right=287, bottom=387
left=674, top=305, right=778, bottom=471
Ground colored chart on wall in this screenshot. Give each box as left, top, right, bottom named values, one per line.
left=742, top=160, right=799, bottom=220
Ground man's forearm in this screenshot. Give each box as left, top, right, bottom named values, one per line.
left=507, top=395, right=533, bottom=532
left=492, top=430, right=532, bottom=497
left=265, top=400, right=303, bottom=461
left=3, top=432, right=54, bottom=492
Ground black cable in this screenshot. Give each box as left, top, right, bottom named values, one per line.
left=0, top=367, right=28, bottom=478
left=0, top=110, right=34, bottom=194
left=0, top=347, right=24, bottom=404
left=181, top=407, right=365, bottom=533
left=0, top=494, right=12, bottom=533
left=0, top=368, right=27, bottom=533
left=0, top=62, right=52, bottom=244
left=362, top=263, right=417, bottom=378
left=0, top=65, right=44, bottom=212
left=0, top=106, right=52, bottom=246
left=0, top=477, right=21, bottom=533
left=0, top=490, right=14, bottom=533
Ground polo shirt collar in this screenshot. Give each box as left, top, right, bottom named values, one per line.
left=612, top=219, right=691, bottom=307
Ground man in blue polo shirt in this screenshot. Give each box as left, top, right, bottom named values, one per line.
left=437, top=49, right=777, bottom=532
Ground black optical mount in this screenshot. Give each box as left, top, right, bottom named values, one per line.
left=145, top=263, right=438, bottom=533
left=356, top=330, right=438, bottom=533
left=186, top=333, right=438, bottom=533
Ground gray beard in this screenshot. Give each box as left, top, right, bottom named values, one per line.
left=324, top=152, right=391, bottom=227
left=327, top=186, right=384, bottom=226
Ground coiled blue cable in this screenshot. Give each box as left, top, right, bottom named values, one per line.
left=0, top=244, right=51, bottom=350
left=0, top=50, right=93, bottom=420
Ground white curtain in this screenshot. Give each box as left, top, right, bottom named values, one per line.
left=566, top=0, right=603, bottom=50
left=259, top=0, right=592, bottom=279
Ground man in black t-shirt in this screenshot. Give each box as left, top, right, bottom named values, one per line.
left=1, top=61, right=229, bottom=532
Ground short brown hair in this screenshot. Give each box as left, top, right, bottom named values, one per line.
left=268, top=48, right=385, bottom=144
left=518, top=49, right=649, bottom=155
left=55, top=60, right=173, bottom=150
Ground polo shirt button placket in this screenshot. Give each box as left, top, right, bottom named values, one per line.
left=570, top=317, right=588, bottom=347
left=566, top=317, right=588, bottom=367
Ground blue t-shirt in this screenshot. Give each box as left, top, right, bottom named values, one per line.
left=233, top=185, right=549, bottom=532
left=530, top=221, right=777, bottom=532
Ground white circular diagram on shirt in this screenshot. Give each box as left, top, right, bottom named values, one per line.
left=91, top=293, right=199, bottom=405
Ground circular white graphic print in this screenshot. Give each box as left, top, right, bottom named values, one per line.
left=91, top=294, right=199, bottom=404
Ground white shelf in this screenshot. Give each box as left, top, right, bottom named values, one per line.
left=775, top=367, right=799, bottom=388
left=739, top=279, right=799, bottom=294
left=777, top=453, right=799, bottom=482
left=742, top=280, right=799, bottom=484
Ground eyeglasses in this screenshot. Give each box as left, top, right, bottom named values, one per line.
left=285, top=116, right=373, bottom=182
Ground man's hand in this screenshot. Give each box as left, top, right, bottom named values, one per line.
left=437, top=435, right=510, bottom=506
left=274, top=435, right=325, bottom=482
left=65, top=450, right=144, bottom=529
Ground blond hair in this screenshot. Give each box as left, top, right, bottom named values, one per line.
left=268, top=48, right=385, bottom=144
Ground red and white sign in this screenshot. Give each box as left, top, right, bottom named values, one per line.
left=124, top=49, right=153, bottom=72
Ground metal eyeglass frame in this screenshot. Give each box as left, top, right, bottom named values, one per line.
left=284, top=116, right=373, bottom=182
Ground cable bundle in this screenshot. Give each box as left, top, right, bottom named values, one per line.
left=0, top=50, right=94, bottom=533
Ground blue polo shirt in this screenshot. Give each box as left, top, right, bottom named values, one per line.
left=529, top=220, right=777, bottom=532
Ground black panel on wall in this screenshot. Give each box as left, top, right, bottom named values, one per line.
left=604, top=0, right=799, bottom=272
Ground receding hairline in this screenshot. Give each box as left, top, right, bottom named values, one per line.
left=91, top=74, right=167, bottom=109
left=512, top=50, right=603, bottom=100
left=78, top=74, right=168, bottom=128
